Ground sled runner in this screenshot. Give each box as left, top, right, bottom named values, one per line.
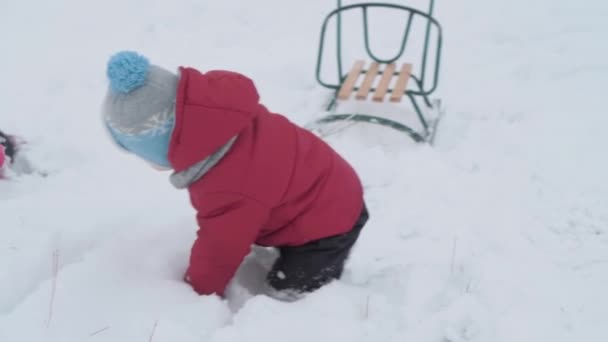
left=308, top=0, right=444, bottom=144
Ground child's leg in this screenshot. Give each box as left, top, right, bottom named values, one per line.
left=267, top=204, right=369, bottom=295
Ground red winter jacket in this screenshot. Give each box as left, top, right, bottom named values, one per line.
left=168, top=68, right=364, bottom=296
left=0, top=145, right=5, bottom=170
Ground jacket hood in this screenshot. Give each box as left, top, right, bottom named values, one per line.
left=168, top=67, right=260, bottom=172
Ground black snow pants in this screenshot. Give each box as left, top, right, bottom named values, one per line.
left=267, top=203, right=369, bottom=294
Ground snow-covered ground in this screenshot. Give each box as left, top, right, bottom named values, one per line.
left=1, top=0, right=607, bottom=341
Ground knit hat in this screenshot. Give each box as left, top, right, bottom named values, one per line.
left=102, top=51, right=178, bottom=168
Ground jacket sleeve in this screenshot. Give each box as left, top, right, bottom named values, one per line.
left=185, top=192, right=270, bottom=296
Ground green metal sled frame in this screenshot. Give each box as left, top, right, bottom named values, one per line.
left=311, top=0, right=443, bottom=143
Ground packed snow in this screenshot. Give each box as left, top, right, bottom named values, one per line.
left=1, top=0, right=607, bottom=341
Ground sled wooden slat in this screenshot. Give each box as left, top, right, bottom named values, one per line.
left=356, top=62, right=380, bottom=100
left=373, top=63, right=396, bottom=102
left=337, top=60, right=365, bottom=100
left=390, top=63, right=413, bottom=102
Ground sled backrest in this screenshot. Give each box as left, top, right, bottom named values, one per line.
left=315, top=1, right=443, bottom=97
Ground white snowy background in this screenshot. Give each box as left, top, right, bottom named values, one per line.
left=1, top=0, right=607, bottom=341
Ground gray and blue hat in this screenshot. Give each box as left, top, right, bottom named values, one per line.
left=102, top=51, right=178, bottom=168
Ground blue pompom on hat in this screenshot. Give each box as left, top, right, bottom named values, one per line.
left=107, top=51, right=150, bottom=93
left=102, top=51, right=178, bottom=168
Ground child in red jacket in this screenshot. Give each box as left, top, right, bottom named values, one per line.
left=101, top=51, right=369, bottom=299
left=0, top=130, right=18, bottom=179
